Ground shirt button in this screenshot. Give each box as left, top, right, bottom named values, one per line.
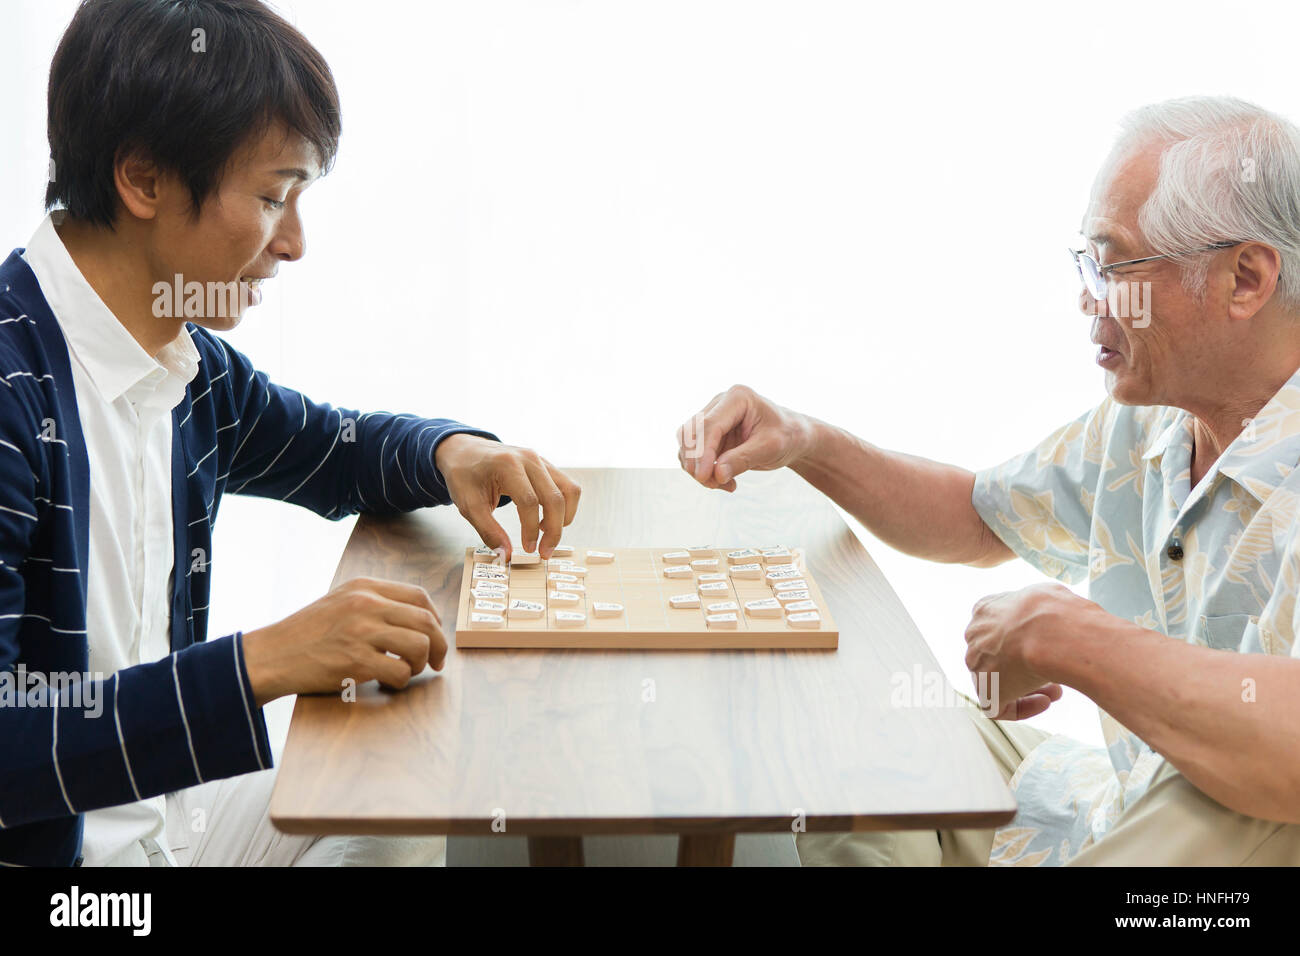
left=1167, top=540, right=1184, bottom=560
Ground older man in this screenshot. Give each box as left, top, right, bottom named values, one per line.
left=678, top=95, right=1300, bottom=866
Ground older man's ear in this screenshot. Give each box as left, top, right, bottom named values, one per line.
left=1224, top=242, right=1285, bottom=322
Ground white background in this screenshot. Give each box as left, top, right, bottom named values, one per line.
left=6, top=0, right=1300, bottom=749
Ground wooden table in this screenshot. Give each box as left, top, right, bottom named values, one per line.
left=269, top=467, right=1016, bottom=865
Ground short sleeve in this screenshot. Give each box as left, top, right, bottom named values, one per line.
left=972, top=398, right=1113, bottom=585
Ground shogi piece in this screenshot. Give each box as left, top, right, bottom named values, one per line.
left=508, top=599, right=544, bottom=619
left=745, top=598, right=782, bottom=619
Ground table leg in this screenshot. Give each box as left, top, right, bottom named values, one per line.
left=676, top=833, right=735, bottom=866
left=528, top=836, right=585, bottom=866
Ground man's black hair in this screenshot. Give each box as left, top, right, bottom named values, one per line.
left=46, top=0, right=342, bottom=227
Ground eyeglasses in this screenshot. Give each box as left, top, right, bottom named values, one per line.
left=1068, top=242, right=1239, bottom=300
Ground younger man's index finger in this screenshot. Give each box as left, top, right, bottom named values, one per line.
left=461, top=503, right=513, bottom=562
left=499, top=464, right=542, bottom=554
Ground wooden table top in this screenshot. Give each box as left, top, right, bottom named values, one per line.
left=269, top=467, right=1016, bottom=837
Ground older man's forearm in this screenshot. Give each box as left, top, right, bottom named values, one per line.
left=791, top=419, right=1013, bottom=567
left=1032, top=614, right=1300, bottom=824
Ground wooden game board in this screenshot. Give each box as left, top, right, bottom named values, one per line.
left=454, top=546, right=839, bottom=649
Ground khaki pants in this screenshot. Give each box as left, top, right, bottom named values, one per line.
left=797, top=698, right=1300, bottom=866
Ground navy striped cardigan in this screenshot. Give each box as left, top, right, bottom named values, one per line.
left=0, top=249, right=499, bottom=867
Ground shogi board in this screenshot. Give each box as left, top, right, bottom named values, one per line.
left=455, top=546, right=838, bottom=649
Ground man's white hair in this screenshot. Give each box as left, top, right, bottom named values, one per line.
left=1096, top=95, right=1300, bottom=313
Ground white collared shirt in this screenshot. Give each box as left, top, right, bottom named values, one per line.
left=23, top=214, right=200, bottom=867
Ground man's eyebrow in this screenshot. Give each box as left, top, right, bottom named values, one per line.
left=1082, top=230, right=1127, bottom=255
left=1079, top=215, right=1121, bottom=250
left=271, top=167, right=313, bottom=182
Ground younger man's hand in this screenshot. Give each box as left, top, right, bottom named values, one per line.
left=435, top=433, right=580, bottom=558
left=242, top=576, right=446, bottom=706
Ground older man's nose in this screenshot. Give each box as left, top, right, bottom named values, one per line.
left=1078, top=285, right=1110, bottom=318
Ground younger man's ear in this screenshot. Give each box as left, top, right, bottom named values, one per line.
left=113, top=148, right=167, bottom=222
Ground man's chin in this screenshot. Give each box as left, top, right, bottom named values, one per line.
left=188, top=314, right=247, bottom=334
left=1103, top=369, right=1149, bottom=406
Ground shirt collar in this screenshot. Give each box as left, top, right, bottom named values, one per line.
left=1140, top=364, right=1300, bottom=504
left=1141, top=412, right=1184, bottom=463
left=21, top=213, right=199, bottom=410
left=1216, top=365, right=1300, bottom=502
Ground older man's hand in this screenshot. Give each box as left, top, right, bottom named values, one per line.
left=434, top=434, right=581, bottom=559
left=962, top=582, right=1093, bottom=720
left=676, top=385, right=815, bottom=491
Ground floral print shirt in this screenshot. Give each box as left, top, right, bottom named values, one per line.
left=971, top=366, right=1300, bottom=865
